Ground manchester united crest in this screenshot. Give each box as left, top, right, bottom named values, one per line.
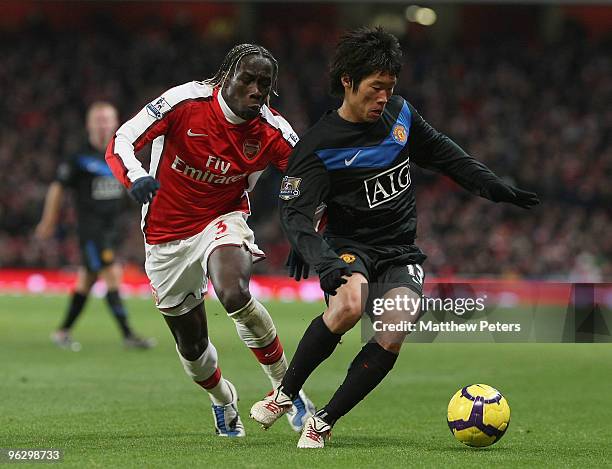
left=392, top=124, right=408, bottom=145
left=340, top=253, right=356, bottom=264
left=101, top=249, right=115, bottom=263
left=243, top=139, right=261, bottom=159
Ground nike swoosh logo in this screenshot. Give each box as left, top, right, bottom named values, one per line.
left=187, top=129, right=208, bottom=137
left=344, top=150, right=362, bottom=166
left=214, top=234, right=229, bottom=241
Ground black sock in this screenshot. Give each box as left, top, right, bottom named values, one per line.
left=105, top=290, right=132, bottom=338
left=280, top=314, right=342, bottom=399
left=60, top=292, right=88, bottom=330
left=318, top=341, right=398, bottom=426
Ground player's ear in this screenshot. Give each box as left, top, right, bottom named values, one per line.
left=341, top=74, right=353, bottom=91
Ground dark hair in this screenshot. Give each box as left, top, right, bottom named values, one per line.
left=329, top=27, right=402, bottom=97
left=205, top=43, right=279, bottom=96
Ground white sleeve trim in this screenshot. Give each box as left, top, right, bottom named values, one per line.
left=114, top=81, right=214, bottom=183
left=260, top=106, right=299, bottom=147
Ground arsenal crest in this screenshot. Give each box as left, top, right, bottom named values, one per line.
left=243, top=139, right=261, bottom=159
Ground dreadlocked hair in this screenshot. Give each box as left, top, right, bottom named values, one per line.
left=329, top=26, right=402, bottom=97
left=204, top=43, right=280, bottom=97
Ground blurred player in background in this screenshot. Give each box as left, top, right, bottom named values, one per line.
left=106, top=44, right=315, bottom=437
left=250, top=27, right=539, bottom=448
left=36, top=102, right=155, bottom=351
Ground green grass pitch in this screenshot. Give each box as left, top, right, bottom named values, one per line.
left=1, top=294, right=611, bottom=468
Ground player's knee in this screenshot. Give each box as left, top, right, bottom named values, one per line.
left=216, top=284, right=251, bottom=313
left=342, top=291, right=364, bottom=320
left=328, top=295, right=362, bottom=331
left=177, top=336, right=209, bottom=361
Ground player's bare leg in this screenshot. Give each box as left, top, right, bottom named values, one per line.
left=209, top=245, right=288, bottom=387
left=323, top=273, right=369, bottom=333
left=298, top=287, right=420, bottom=448
left=51, top=267, right=97, bottom=351
left=250, top=273, right=366, bottom=431
left=209, top=245, right=314, bottom=431
left=164, top=303, right=244, bottom=437
left=100, top=263, right=155, bottom=349
left=373, top=287, right=419, bottom=353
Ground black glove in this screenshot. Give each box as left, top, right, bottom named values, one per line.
left=482, top=180, right=539, bottom=209
left=287, top=249, right=310, bottom=281
left=320, top=267, right=352, bottom=296
left=129, top=176, right=160, bottom=204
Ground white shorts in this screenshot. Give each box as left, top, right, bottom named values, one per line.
left=144, top=211, right=265, bottom=316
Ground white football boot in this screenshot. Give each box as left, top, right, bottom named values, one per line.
left=211, top=380, right=245, bottom=437
left=249, top=388, right=293, bottom=429
left=286, top=390, right=316, bottom=432
left=297, top=415, right=332, bottom=449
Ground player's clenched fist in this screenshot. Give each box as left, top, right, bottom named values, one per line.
left=319, top=267, right=352, bottom=296
left=129, top=176, right=160, bottom=204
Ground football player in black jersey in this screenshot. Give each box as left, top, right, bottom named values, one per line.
left=36, top=102, right=155, bottom=351
left=250, top=27, right=538, bottom=447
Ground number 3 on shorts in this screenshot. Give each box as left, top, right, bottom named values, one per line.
left=407, top=264, right=424, bottom=286
left=215, top=220, right=228, bottom=235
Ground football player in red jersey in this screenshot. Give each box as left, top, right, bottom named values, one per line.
left=106, top=44, right=314, bottom=437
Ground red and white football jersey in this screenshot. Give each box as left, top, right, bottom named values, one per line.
left=106, top=82, right=298, bottom=244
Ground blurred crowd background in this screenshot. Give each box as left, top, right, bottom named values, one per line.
left=0, top=1, right=610, bottom=280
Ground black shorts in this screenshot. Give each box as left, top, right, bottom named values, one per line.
left=79, top=230, right=118, bottom=273
left=325, top=238, right=426, bottom=305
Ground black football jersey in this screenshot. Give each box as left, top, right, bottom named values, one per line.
left=279, top=95, right=501, bottom=277
left=56, top=144, right=124, bottom=227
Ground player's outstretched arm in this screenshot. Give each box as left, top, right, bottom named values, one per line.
left=407, top=101, right=539, bottom=209
left=479, top=179, right=540, bottom=209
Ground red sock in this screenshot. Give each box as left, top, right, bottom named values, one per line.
left=251, top=336, right=284, bottom=365
left=196, top=367, right=222, bottom=390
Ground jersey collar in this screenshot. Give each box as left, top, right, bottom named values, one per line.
left=216, top=88, right=246, bottom=125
